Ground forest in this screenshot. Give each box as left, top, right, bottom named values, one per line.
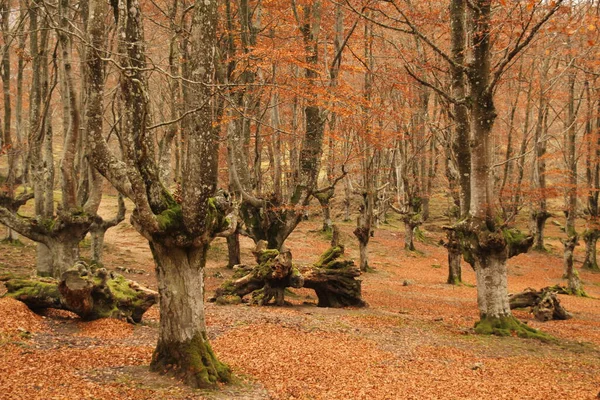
left=1, top=0, right=600, bottom=398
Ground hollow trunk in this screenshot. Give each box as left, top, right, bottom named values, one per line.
left=582, top=230, right=600, bottom=271
left=226, top=230, right=241, bottom=268
left=509, top=287, right=571, bottom=322
left=149, top=241, right=230, bottom=388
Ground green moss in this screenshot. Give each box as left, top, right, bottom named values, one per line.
left=5, top=279, right=60, bottom=299
left=502, top=228, right=527, bottom=246
left=315, top=246, right=343, bottom=267
left=206, top=197, right=229, bottom=234
left=151, top=332, right=231, bottom=388
left=107, top=275, right=143, bottom=304
left=156, top=204, right=183, bottom=231
left=256, top=249, right=279, bottom=265
left=474, top=315, right=554, bottom=342
left=215, top=295, right=242, bottom=305
left=0, top=238, right=24, bottom=247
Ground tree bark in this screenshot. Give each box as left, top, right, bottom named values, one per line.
left=582, top=230, right=600, bottom=271
left=5, top=263, right=157, bottom=322
left=226, top=229, right=241, bottom=268
left=150, top=241, right=231, bottom=387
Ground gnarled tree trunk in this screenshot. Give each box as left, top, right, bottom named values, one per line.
left=149, top=242, right=230, bottom=387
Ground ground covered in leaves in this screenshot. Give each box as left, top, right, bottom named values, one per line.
left=1, top=202, right=600, bottom=399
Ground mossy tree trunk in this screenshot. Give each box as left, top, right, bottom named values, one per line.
left=150, top=242, right=230, bottom=387
left=86, top=0, right=232, bottom=389
left=5, top=262, right=157, bottom=322
left=582, top=229, right=600, bottom=271
left=213, top=244, right=365, bottom=308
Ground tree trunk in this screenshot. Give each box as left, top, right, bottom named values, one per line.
left=149, top=241, right=230, bottom=388
left=49, top=236, right=80, bottom=278
left=358, top=238, right=369, bottom=272
left=562, top=235, right=584, bottom=296
left=582, top=230, right=600, bottom=271
left=531, top=211, right=551, bottom=251
left=446, top=230, right=462, bottom=285
left=404, top=221, right=415, bottom=251
left=226, top=229, right=241, bottom=268
left=36, top=244, right=55, bottom=278
left=90, top=228, right=106, bottom=265
left=212, top=244, right=365, bottom=308
left=474, top=251, right=510, bottom=320
left=5, top=263, right=157, bottom=322
left=509, top=287, right=571, bottom=322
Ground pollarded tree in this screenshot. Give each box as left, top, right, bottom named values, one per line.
left=225, top=0, right=348, bottom=251
left=87, top=0, right=230, bottom=387
left=0, top=0, right=102, bottom=278
left=459, top=0, right=562, bottom=333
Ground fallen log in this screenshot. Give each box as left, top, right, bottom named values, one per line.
left=509, top=286, right=571, bottom=322
left=301, top=245, right=365, bottom=308
left=4, top=261, right=157, bottom=322
left=211, top=242, right=366, bottom=308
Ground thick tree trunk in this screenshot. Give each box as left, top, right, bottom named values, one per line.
left=149, top=242, right=230, bottom=388
left=474, top=251, right=510, bottom=320
left=509, top=287, right=571, bottom=322
left=5, top=263, right=157, bottom=322
left=582, top=230, right=600, bottom=271
left=212, top=244, right=364, bottom=308
left=49, top=237, right=80, bottom=278
left=36, top=244, right=55, bottom=278
left=90, top=229, right=106, bottom=265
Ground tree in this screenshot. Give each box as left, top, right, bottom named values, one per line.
left=0, top=0, right=101, bottom=278
left=87, top=0, right=230, bottom=387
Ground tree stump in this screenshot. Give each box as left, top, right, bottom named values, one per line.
left=211, top=242, right=366, bottom=308
left=509, top=287, right=572, bottom=322
left=4, top=261, right=157, bottom=322
left=302, top=245, right=365, bottom=308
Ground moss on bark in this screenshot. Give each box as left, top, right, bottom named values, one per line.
left=150, top=333, right=231, bottom=388
left=474, top=315, right=554, bottom=342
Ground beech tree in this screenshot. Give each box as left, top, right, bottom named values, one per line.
left=0, top=0, right=102, bottom=278
left=87, top=0, right=231, bottom=387
left=365, top=0, right=564, bottom=331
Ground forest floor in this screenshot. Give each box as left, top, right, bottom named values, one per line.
left=1, top=196, right=600, bottom=399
